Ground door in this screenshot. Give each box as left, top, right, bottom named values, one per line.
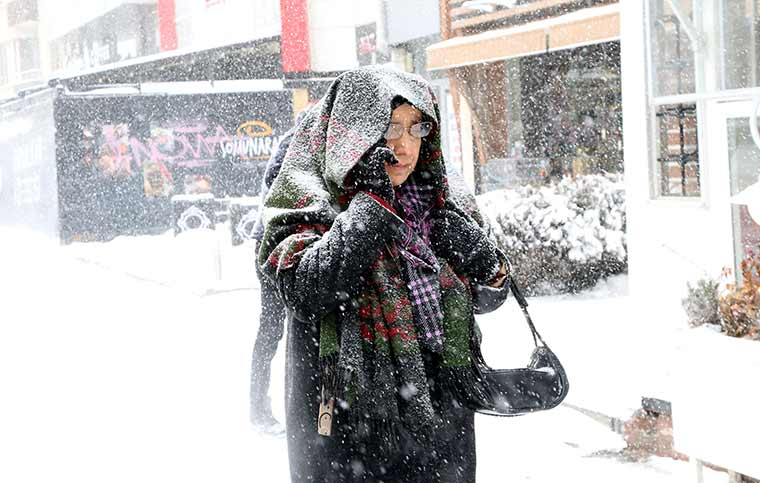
left=710, top=98, right=760, bottom=281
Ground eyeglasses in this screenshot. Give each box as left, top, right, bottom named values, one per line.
left=384, top=121, right=433, bottom=140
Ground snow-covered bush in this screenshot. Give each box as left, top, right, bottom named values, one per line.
left=682, top=278, right=721, bottom=328
left=478, top=174, right=627, bottom=295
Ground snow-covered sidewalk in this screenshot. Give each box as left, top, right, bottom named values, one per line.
left=0, top=228, right=726, bottom=482
left=479, top=274, right=687, bottom=420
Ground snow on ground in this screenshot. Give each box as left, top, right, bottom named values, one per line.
left=0, top=226, right=728, bottom=482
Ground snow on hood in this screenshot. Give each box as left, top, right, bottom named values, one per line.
left=284, top=66, right=443, bottom=195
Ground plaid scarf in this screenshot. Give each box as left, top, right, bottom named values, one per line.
left=394, top=177, right=445, bottom=352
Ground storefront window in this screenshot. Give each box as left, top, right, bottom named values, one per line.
left=728, top=114, right=760, bottom=276
left=649, top=0, right=697, bottom=97
left=722, top=0, right=760, bottom=90
left=7, top=0, right=38, bottom=26
left=466, top=41, right=623, bottom=193
left=655, top=103, right=700, bottom=196
left=16, top=37, right=40, bottom=78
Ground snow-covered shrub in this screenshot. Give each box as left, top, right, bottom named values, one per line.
left=478, top=174, right=627, bottom=295
left=682, top=278, right=721, bottom=328
left=718, top=248, right=760, bottom=340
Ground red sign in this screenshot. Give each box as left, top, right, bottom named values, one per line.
left=280, top=0, right=310, bottom=72
left=158, top=0, right=178, bottom=51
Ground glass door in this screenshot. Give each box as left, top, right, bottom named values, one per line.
left=719, top=99, right=760, bottom=280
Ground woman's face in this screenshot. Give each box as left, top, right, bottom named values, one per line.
left=385, top=103, right=423, bottom=186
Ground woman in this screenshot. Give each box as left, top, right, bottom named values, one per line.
left=258, top=67, right=509, bottom=482
left=249, top=107, right=311, bottom=434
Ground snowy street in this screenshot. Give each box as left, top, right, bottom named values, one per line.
left=0, top=228, right=726, bottom=482
left=1, top=0, right=758, bottom=481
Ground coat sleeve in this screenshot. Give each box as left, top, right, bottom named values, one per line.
left=268, top=192, right=404, bottom=323
left=464, top=205, right=512, bottom=314
left=471, top=281, right=509, bottom=314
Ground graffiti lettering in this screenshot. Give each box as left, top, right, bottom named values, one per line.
left=222, top=135, right=283, bottom=160
left=236, top=121, right=273, bottom=138
left=92, top=121, right=280, bottom=172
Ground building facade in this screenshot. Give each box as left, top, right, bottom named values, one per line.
left=171, top=0, right=281, bottom=51
left=428, top=0, right=621, bottom=192
left=624, top=5, right=760, bottom=480
left=40, top=0, right=160, bottom=73
left=622, top=0, right=760, bottom=302
left=431, top=1, right=759, bottom=476
left=0, top=0, right=44, bottom=98
left=429, top=0, right=759, bottom=298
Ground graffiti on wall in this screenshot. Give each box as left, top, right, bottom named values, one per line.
left=82, top=120, right=284, bottom=197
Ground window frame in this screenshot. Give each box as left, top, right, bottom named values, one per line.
left=644, top=0, right=705, bottom=199
left=644, top=0, right=760, bottom=200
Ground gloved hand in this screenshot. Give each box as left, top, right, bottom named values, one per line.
left=349, top=146, right=398, bottom=204
left=431, top=208, right=503, bottom=284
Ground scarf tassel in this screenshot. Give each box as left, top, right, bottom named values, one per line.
left=439, top=363, right=497, bottom=411
left=438, top=308, right=499, bottom=410
left=354, top=416, right=401, bottom=452
left=319, top=353, right=342, bottom=403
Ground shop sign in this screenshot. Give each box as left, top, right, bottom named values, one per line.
left=55, top=90, right=292, bottom=241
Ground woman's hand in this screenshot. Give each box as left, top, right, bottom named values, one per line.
left=431, top=209, right=502, bottom=284
left=349, top=146, right=397, bottom=204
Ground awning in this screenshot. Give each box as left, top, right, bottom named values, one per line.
left=426, top=3, right=620, bottom=71
left=51, top=37, right=283, bottom=90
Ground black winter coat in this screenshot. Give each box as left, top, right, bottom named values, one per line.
left=278, top=195, right=508, bottom=482
left=257, top=67, right=509, bottom=483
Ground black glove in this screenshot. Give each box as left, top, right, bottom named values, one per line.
left=431, top=209, right=502, bottom=284
left=349, top=146, right=398, bottom=204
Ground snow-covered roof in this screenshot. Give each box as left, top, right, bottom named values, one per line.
left=63, top=79, right=285, bottom=97
left=51, top=36, right=279, bottom=84
left=48, top=36, right=282, bottom=90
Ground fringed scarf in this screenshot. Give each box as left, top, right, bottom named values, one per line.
left=318, top=175, right=496, bottom=451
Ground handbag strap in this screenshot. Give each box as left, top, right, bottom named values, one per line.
left=506, top=274, right=547, bottom=348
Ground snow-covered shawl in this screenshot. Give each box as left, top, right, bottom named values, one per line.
left=258, top=66, right=494, bottom=448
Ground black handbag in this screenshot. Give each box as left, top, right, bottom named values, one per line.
left=474, top=275, right=570, bottom=417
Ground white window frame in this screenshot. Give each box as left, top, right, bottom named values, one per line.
left=644, top=0, right=703, bottom=200
left=645, top=0, right=760, bottom=200
left=705, top=99, right=760, bottom=279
